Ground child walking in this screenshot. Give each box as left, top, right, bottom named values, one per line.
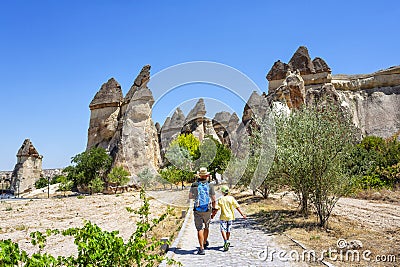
left=211, top=185, right=246, bottom=251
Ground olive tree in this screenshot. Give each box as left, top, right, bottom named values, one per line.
left=108, top=166, right=131, bottom=193
left=276, top=104, right=357, bottom=227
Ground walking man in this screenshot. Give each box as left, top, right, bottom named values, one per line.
left=189, top=167, right=216, bottom=255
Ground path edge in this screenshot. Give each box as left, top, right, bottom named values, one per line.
left=159, top=202, right=193, bottom=267
left=284, top=233, right=336, bottom=267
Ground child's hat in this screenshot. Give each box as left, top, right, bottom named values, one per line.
left=221, top=185, right=229, bottom=194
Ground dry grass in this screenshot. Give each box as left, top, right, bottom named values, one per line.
left=352, top=188, right=400, bottom=203
left=235, top=190, right=400, bottom=267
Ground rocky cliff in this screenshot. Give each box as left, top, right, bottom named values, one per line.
left=87, top=65, right=161, bottom=177
left=266, top=46, right=400, bottom=139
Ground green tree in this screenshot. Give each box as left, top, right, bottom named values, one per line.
left=34, top=177, right=49, bottom=189
left=34, top=175, right=59, bottom=189
left=236, top=111, right=276, bottom=197
left=56, top=175, right=73, bottom=196
left=64, top=147, right=112, bottom=191
left=159, top=166, right=184, bottom=190
left=137, top=168, right=154, bottom=190
left=347, top=135, right=400, bottom=189
left=198, top=136, right=231, bottom=178
left=275, top=104, right=356, bottom=227
left=88, top=177, right=105, bottom=194
left=165, top=143, right=193, bottom=172
left=169, top=133, right=200, bottom=159
left=155, top=173, right=170, bottom=190
left=165, top=134, right=199, bottom=187
left=223, top=156, right=247, bottom=188
left=108, top=166, right=131, bottom=193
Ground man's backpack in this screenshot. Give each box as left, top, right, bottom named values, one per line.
left=195, top=182, right=210, bottom=212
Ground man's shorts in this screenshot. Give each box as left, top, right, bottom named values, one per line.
left=194, top=210, right=212, bottom=231
left=220, top=220, right=233, bottom=233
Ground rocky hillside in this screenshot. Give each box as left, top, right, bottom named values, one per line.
left=266, top=46, right=400, bottom=138
left=87, top=47, right=400, bottom=177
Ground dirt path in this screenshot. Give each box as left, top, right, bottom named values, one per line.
left=275, top=191, right=400, bottom=232
left=333, top=197, right=400, bottom=231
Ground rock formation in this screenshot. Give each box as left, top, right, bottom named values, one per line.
left=85, top=49, right=399, bottom=181
left=10, top=139, right=43, bottom=193
left=87, top=65, right=161, bottom=177
left=179, top=99, right=219, bottom=143
left=268, top=70, right=306, bottom=109
left=267, top=46, right=332, bottom=92
left=87, top=78, right=123, bottom=149
left=265, top=46, right=400, bottom=139
left=160, top=108, right=186, bottom=156
left=221, top=112, right=240, bottom=148
left=213, top=111, right=231, bottom=144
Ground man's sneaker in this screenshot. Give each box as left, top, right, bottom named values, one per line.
left=223, top=242, right=230, bottom=251
left=204, top=240, right=209, bottom=249
left=198, top=248, right=205, bottom=255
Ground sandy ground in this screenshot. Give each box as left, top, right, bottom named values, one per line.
left=334, top=197, right=400, bottom=231
left=1, top=187, right=399, bottom=265
left=274, top=191, right=400, bottom=232
left=0, top=190, right=183, bottom=258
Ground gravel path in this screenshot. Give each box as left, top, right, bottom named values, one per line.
left=166, top=204, right=314, bottom=267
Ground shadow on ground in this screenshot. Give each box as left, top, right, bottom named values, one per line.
left=235, top=194, right=322, bottom=234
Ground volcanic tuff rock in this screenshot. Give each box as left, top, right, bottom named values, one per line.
left=242, top=91, right=272, bottom=124
left=213, top=111, right=231, bottom=143
left=287, top=46, right=316, bottom=75
left=87, top=65, right=161, bottom=177
left=10, top=139, right=43, bottom=193
left=267, top=70, right=306, bottom=109
left=87, top=78, right=123, bottom=149
left=85, top=47, right=399, bottom=180
left=182, top=99, right=208, bottom=140
left=266, top=46, right=400, bottom=139
left=160, top=108, right=186, bottom=155
left=221, top=112, right=240, bottom=148
left=267, top=46, right=332, bottom=92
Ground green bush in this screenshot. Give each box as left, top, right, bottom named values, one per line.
left=35, top=175, right=67, bottom=189
left=347, top=136, right=400, bottom=189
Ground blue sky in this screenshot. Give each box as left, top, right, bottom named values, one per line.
left=1, top=1, right=399, bottom=170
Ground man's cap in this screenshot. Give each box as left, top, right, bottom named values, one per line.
left=197, top=167, right=210, bottom=176
left=221, top=185, right=229, bottom=194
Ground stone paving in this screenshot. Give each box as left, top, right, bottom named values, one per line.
left=165, top=207, right=316, bottom=267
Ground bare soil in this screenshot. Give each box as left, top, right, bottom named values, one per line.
left=237, top=190, right=400, bottom=267
left=0, top=190, right=185, bottom=258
